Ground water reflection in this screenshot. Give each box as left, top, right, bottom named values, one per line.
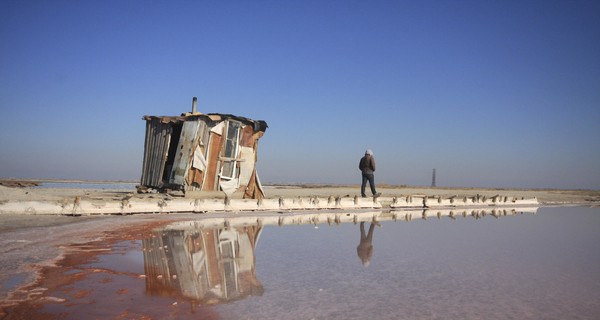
left=357, top=222, right=379, bottom=267
left=143, top=225, right=263, bottom=304
left=143, top=206, right=538, bottom=305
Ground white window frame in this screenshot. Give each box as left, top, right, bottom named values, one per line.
left=220, top=120, right=241, bottom=180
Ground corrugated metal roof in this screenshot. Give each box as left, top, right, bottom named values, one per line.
left=142, top=113, right=268, bottom=132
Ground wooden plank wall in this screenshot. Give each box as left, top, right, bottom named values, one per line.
left=203, top=130, right=224, bottom=191
left=169, top=121, right=200, bottom=186
left=186, top=122, right=209, bottom=191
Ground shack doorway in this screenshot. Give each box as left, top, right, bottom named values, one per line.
left=162, top=123, right=182, bottom=186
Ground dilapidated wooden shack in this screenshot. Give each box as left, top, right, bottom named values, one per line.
left=139, top=98, right=268, bottom=199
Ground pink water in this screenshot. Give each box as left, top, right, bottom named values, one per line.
left=29, top=206, right=600, bottom=319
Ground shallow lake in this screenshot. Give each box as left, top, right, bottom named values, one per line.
left=36, top=206, right=600, bottom=319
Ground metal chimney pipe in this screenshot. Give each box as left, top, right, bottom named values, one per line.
left=192, top=97, right=197, bottom=113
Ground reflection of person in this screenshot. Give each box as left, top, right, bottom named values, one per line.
left=357, top=222, right=376, bottom=267
left=359, top=149, right=381, bottom=197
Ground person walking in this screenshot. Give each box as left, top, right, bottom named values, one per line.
left=359, top=149, right=381, bottom=197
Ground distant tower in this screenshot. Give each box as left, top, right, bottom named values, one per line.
left=431, top=168, right=436, bottom=187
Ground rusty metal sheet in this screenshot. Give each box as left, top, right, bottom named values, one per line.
left=239, top=125, right=256, bottom=147
left=243, top=169, right=264, bottom=199
left=208, top=114, right=222, bottom=121
left=202, top=132, right=223, bottom=191
left=187, top=167, right=204, bottom=190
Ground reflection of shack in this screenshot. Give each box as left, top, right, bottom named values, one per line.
left=139, top=97, right=268, bottom=198
left=143, top=226, right=263, bottom=304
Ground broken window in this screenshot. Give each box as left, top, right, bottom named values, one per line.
left=221, top=120, right=241, bottom=180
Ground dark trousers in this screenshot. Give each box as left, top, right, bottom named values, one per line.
left=361, top=173, right=377, bottom=197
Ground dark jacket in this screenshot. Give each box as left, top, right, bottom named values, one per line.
left=359, top=155, right=376, bottom=174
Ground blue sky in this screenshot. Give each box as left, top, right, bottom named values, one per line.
left=1, top=0, right=599, bottom=189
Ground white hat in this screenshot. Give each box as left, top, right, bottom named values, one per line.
left=365, top=149, right=373, bottom=155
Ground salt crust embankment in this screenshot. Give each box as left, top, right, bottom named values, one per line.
left=5, top=184, right=598, bottom=216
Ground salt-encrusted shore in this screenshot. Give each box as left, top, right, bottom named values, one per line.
left=0, top=184, right=598, bottom=216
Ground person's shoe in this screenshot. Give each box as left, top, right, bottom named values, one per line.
left=373, top=193, right=382, bottom=197
left=361, top=194, right=367, bottom=198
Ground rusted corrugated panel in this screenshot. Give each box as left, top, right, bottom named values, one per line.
left=239, top=125, right=256, bottom=147
left=187, top=168, right=204, bottom=190
left=141, top=119, right=172, bottom=187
